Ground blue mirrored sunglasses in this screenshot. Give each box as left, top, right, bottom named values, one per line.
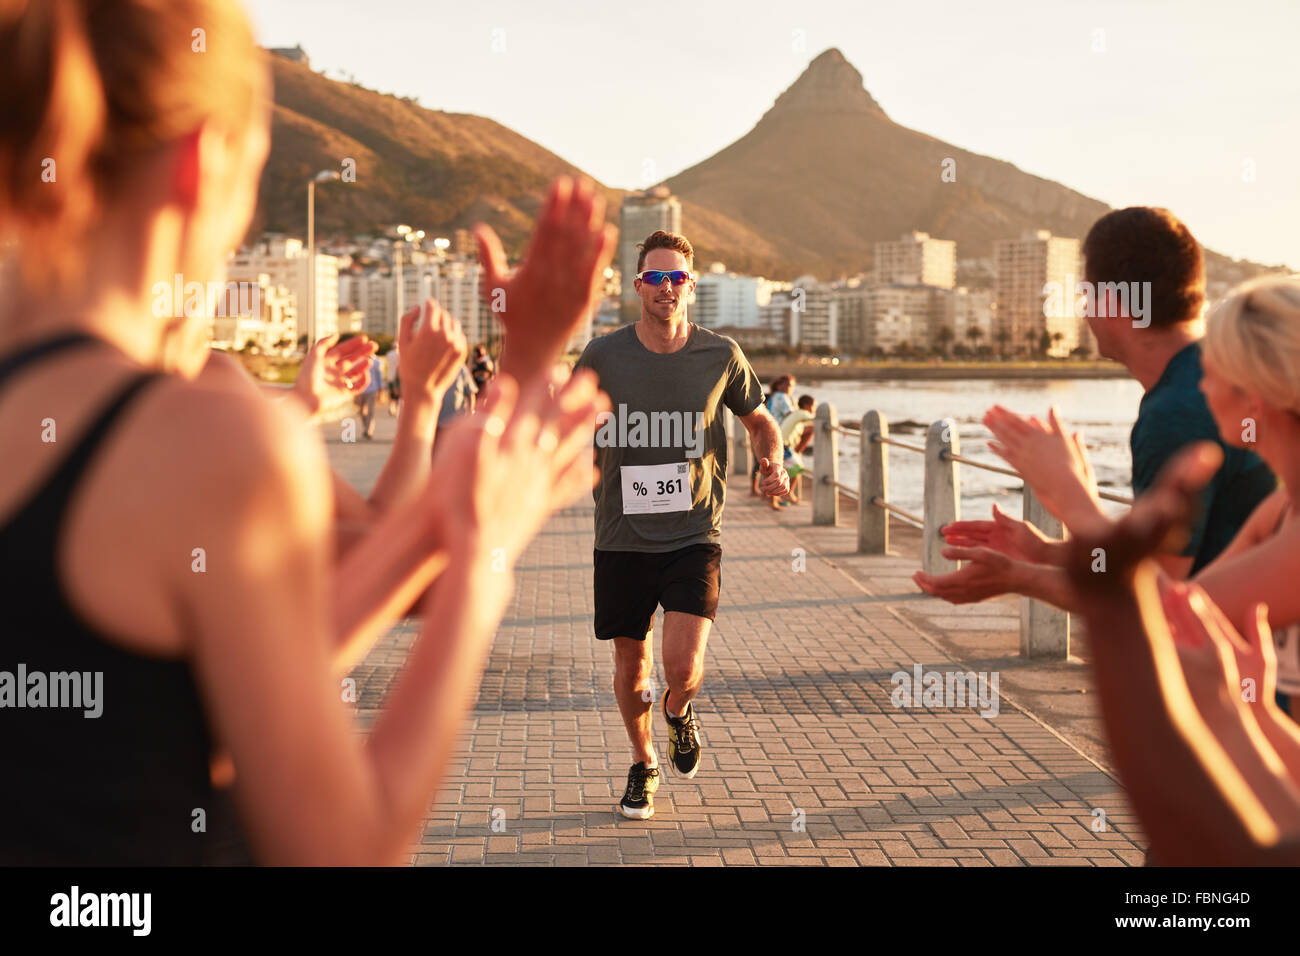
left=636, top=270, right=694, bottom=286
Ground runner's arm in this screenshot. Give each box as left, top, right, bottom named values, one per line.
left=739, top=405, right=782, bottom=466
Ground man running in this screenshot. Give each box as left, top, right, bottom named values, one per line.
left=573, top=230, right=790, bottom=819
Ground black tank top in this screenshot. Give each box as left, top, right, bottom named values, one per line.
left=0, top=333, right=219, bottom=865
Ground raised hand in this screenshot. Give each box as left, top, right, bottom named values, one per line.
left=292, top=333, right=377, bottom=419
left=942, top=503, right=1061, bottom=565
left=434, top=368, right=609, bottom=570
left=474, top=176, right=617, bottom=385
left=1063, top=441, right=1222, bottom=603
left=397, top=299, right=468, bottom=404
left=984, top=405, right=1104, bottom=535
left=913, top=546, right=1022, bottom=603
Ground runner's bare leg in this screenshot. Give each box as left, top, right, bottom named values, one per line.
left=662, top=611, right=711, bottom=716
left=612, top=634, right=658, bottom=765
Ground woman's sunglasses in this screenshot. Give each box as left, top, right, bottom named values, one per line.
left=636, top=270, right=694, bottom=286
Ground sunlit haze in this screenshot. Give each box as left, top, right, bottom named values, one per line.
left=245, top=0, right=1299, bottom=270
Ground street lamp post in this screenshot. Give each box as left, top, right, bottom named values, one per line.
left=393, top=225, right=424, bottom=336
left=306, top=169, right=341, bottom=347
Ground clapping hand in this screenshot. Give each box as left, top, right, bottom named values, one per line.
left=292, top=333, right=378, bottom=419
left=474, top=177, right=617, bottom=385
left=942, top=503, right=1059, bottom=565
left=984, top=405, right=1103, bottom=534
left=434, top=368, right=610, bottom=569
left=397, top=299, right=468, bottom=404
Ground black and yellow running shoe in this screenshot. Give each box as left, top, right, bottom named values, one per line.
left=617, top=762, right=661, bottom=820
left=662, top=690, right=703, bottom=778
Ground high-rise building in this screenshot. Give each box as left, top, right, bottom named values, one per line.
left=946, top=287, right=995, bottom=353
left=338, top=271, right=394, bottom=339
left=834, top=282, right=947, bottom=355
left=337, top=254, right=496, bottom=347
left=619, top=187, right=682, bottom=323
left=209, top=272, right=297, bottom=353
left=228, top=236, right=339, bottom=345
left=874, top=231, right=957, bottom=289
left=831, top=282, right=872, bottom=353
left=788, top=276, right=836, bottom=350
left=759, top=287, right=794, bottom=344
left=993, top=230, right=1081, bottom=357
left=691, top=265, right=770, bottom=329
left=867, top=285, right=945, bottom=354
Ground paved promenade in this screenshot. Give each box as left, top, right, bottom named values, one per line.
left=326, top=408, right=1145, bottom=866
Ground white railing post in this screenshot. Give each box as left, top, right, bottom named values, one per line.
left=813, top=402, right=839, bottom=526
left=1020, top=487, right=1070, bottom=660
left=860, top=410, right=888, bottom=554
left=922, top=419, right=959, bottom=574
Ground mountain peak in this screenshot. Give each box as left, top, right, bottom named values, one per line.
left=763, top=48, right=887, bottom=121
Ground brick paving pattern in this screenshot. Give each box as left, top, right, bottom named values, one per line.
left=329, top=409, right=1145, bottom=866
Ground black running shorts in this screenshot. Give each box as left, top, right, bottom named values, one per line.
left=593, top=544, right=722, bottom=641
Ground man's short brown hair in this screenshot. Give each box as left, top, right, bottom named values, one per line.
left=1082, top=207, right=1205, bottom=327
left=636, top=231, right=694, bottom=273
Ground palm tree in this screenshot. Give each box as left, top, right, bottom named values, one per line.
left=935, top=325, right=955, bottom=359
left=995, top=329, right=1011, bottom=360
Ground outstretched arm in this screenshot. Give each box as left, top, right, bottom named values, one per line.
left=365, top=301, right=467, bottom=515
left=476, top=176, right=617, bottom=387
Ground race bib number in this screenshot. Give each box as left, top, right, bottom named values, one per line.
left=621, top=462, right=691, bottom=515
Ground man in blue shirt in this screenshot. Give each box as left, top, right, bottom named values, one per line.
left=1084, top=207, right=1273, bottom=575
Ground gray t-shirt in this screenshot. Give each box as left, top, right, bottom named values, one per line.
left=574, top=323, right=764, bottom=553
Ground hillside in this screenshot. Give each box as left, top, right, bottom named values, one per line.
left=256, top=49, right=1273, bottom=284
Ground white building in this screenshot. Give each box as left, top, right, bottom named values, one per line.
left=788, top=276, right=836, bottom=350
left=874, top=231, right=957, bottom=289
left=227, top=236, right=338, bottom=345
left=338, top=254, right=498, bottom=347
left=691, top=265, right=769, bottom=329
left=209, top=272, right=297, bottom=353
left=946, top=287, right=994, bottom=352
left=832, top=282, right=947, bottom=354
left=993, top=230, right=1081, bottom=357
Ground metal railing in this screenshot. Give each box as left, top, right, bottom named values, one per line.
left=727, top=403, right=1133, bottom=661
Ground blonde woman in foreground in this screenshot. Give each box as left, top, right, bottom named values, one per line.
left=0, top=0, right=609, bottom=865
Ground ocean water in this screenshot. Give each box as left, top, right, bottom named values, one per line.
left=796, top=377, right=1146, bottom=521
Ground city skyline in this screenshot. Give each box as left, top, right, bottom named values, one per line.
left=244, top=0, right=1300, bottom=272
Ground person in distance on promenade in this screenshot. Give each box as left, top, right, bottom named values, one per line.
left=386, top=341, right=401, bottom=415
left=763, top=374, right=797, bottom=508
left=0, top=0, right=609, bottom=865
left=569, top=230, right=790, bottom=819
left=470, top=343, right=495, bottom=393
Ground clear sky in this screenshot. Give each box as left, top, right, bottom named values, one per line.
left=244, top=0, right=1299, bottom=270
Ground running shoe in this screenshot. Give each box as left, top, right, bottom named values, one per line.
left=617, top=762, right=660, bottom=819
left=662, top=690, right=703, bottom=778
